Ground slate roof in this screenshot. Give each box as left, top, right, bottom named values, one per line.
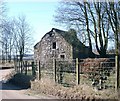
left=51, top=28, right=89, bottom=50
left=34, top=28, right=89, bottom=49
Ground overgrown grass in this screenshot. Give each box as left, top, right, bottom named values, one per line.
left=30, top=79, right=118, bottom=100
left=59, top=72, right=76, bottom=86
left=53, top=71, right=116, bottom=90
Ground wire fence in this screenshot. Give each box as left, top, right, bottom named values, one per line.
left=34, top=58, right=118, bottom=90
left=14, top=58, right=119, bottom=90
left=79, top=61, right=116, bottom=89
left=14, top=60, right=36, bottom=78
left=55, top=59, right=76, bottom=86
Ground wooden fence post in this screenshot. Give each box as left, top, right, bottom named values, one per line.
left=28, top=62, right=30, bottom=71
left=14, top=60, right=17, bottom=72
left=53, top=59, right=57, bottom=82
left=25, top=61, right=27, bottom=75
left=19, top=61, right=20, bottom=73
left=76, top=58, right=80, bottom=85
left=38, top=61, right=41, bottom=80
left=21, top=61, right=23, bottom=73
left=115, top=55, right=119, bottom=92
left=32, top=62, right=36, bottom=77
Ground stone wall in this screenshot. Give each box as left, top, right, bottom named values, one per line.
left=34, top=30, right=73, bottom=68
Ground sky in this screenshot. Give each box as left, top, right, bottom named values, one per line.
left=4, top=0, right=116, bottom=52
left=6, top=0, right=64, bottom=46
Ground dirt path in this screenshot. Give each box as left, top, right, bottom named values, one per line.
left=0, top=69, right=54, bottom=100
left=1, top=83, right=39, bottom=99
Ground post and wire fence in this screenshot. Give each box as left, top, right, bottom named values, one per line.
left=14, top=60, right=37, bottom=78
left=14, top=58, right=118, bottom=90
left=35, top=58, right=117, bottom=90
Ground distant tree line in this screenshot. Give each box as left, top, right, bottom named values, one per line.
left=0, top=1, right=33, bottom=63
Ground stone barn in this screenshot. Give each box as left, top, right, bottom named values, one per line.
left=34, top=28, right=94, bottom=67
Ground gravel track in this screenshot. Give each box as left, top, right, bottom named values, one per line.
left=0, top=69, right=53, bottom=100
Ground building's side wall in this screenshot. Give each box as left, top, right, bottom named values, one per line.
left=73, top=46, right=90, bottom=59
left=34, top=31, right=73, bottom=68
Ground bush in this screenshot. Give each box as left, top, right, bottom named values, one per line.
left=9, top=73, right=33, bottom=88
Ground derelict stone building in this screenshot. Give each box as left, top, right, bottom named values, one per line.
left=34, top=28, right=93, bottom=67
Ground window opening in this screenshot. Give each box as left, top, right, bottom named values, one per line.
left=60, top=55, right=65, bottom=59
left=53, top=42, right=56, bottom=49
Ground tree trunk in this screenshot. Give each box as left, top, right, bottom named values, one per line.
left=84, top=2, right=93, bottom=57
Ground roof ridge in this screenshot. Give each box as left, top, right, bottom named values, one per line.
left=51, top=28, right=67, bottom=33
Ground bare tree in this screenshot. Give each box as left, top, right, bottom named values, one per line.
left=105, top=1, right=120, bottom=92
left=54, top=1, right=112, bottom=57
left=0, top=2, right=33, bottom=65
left=1, top=20, right=15, bottom=62
left=0, top=0, right=6, bottom=21
left=54, top=1, right=88, bottom=42
left=1, top=15, right=33, bottom=64
left=87, top=2, right=111, bottom=57
left=13, top=15, right=33, bottom=62
left=0, top=1, right=7, bottom=63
